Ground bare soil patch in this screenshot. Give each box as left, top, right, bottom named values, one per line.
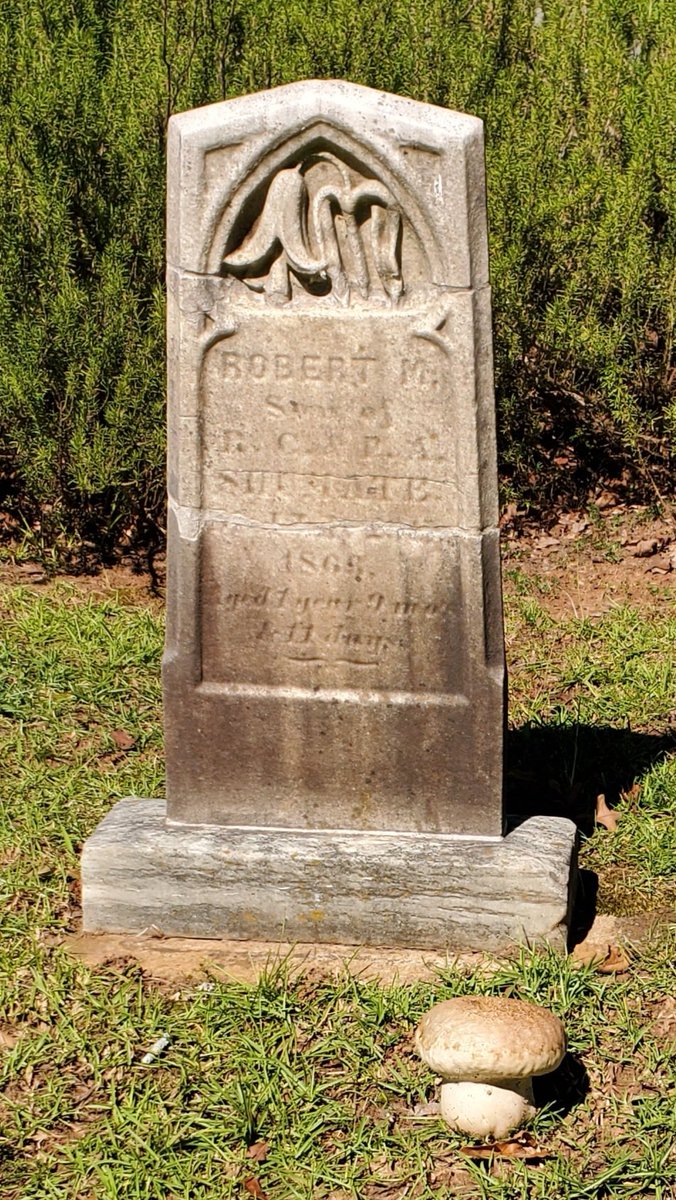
left=0, top=557, right=165, bottom=606
left=502, top=503, right=675, bottom=617
left=64, top=911, right=671, bottom=986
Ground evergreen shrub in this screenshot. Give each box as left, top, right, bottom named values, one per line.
left=0, top=0, right=673, bottom=556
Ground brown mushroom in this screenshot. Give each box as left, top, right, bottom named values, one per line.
left=414, top=996, right=566, bottom=1140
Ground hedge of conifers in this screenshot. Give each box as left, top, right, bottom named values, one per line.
left=0, top=0, right=673, bottom=554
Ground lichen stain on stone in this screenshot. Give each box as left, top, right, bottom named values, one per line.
left=351, top=791, right=373, bottom=822
left=300, top=909, right=326, bottom=923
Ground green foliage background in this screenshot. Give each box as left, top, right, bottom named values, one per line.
left=0, top=0, right=674, bottom=554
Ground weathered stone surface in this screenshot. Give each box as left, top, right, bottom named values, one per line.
left=166, top=81, right=489, bottom=288
left=82, top=799, right=577, bottom=952
left=164, top=80, right=505, bottom=836
left=80, top=80, right=578, bottom=952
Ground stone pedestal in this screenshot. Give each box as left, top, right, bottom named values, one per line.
left=82, top=799, right=577, bottom=951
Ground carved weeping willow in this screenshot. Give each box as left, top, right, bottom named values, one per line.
left=222, top=155, right=403, bottom=304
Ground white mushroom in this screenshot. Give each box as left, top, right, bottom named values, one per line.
left=414, top=996, right=566, bottom=1140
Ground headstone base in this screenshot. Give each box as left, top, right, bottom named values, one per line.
left=81, top=799, right=577, bottom=952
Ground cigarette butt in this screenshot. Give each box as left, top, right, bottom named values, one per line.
left=141, top=1035, right=170, bottom=1064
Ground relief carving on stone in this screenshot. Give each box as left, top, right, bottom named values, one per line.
left=221, top=152, right=405, bottom=305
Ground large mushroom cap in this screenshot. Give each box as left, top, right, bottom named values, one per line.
left=414, top=996, right=566, bottom=1082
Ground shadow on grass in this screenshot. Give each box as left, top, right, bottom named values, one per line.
left=535, top=1051, right=591, bottom=1116
left=505, top=723, right=675, bottom=836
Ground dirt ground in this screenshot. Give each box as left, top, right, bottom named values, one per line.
left=501, top=502, right=675, bottom=616
left=64, top=912, right=665, bottom=986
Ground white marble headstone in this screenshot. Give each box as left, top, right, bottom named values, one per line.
left=164, top=80, right=505, bottom=838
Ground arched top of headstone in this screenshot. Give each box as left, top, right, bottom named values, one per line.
left=209, top=123, right=436, bottom=306
left=167, top=80, right=489, bottom=292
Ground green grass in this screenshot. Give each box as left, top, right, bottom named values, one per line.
left=0, top=577, right=674, bottom=1197
left=0, top=584, right=164, bottom=961
left=1, top=944, right=674, bottom=1197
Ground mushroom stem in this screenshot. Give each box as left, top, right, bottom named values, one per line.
left=439, top=1076, right=535, bottom=1141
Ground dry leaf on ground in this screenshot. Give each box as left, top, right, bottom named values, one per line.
left=595, top=946, right=631, bottom=973
left=369, top=1154, right=403, bottom=1181
left=245, top=1141, right=269, bottom=1163
left=410, top=1100, right=440, bottom=1117
left=571, top=939, right=610, bottom=967
left=631, top=537, right=669, bottom=558
left=595, top=794, right=620, bottom=832
left=500, top=502, right=520, bottom=528
left=0, top=1026, right=21, bottom=1049
left=459, top=1131, right=551, bottom=1161
left=111, top=729, right=136, bottom=751
left=243, top=1178, right=268, bottom=1199
left=622, top=781, right=642, bottom=804
left=572, top=942, right=631, bottom=972
left=427, top=1161, right=477, bottom=1193
left=651, top=996, right=676, bottom=1041
left=595, top=490, right=618, bottom=510
left=222, top=1161, right=242, bottom=1181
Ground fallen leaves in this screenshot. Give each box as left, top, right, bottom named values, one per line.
left=595, top=794, right=620, bottom=832
left=409, top=1100, right=440, bottom=1117
left=650, top=996, right=676, bottom=1042
left=621, top=780, right=642, bottom=807
left=0, top=1025, right=22, bottom=1050
left=426, top=1160, right=477, bottom=1193
left=220, top=1145, right=270, bottom=1190
left=499, top=501, right=523, bottom=529
left=572, top=942, right=631, bottom=973
left=245, top=1141, right=269, bottom=1163
left=368, top=1153, right=406, bottom=1182
left=596, top=945, right=632, bottom=973
left=555, top=511, right=590, bottom=536
left=629, top=536, right=671, bottom=559
left=595, top=490, right=618, bottom=511
left=243, top=1178, right=268, bottom=1199
left=458, top=1130, right=551, bottom=1161
left=602, top=1060, right=662, bottom=1105
left=110, top=729, right=136, bottom=751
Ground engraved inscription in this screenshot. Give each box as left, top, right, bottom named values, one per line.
left=200, top=526, right=467, bottom=692
left=201, top=311, right=458, bottom=525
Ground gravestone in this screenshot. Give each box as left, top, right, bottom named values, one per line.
left=81, top=81, right=577, bottom=950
